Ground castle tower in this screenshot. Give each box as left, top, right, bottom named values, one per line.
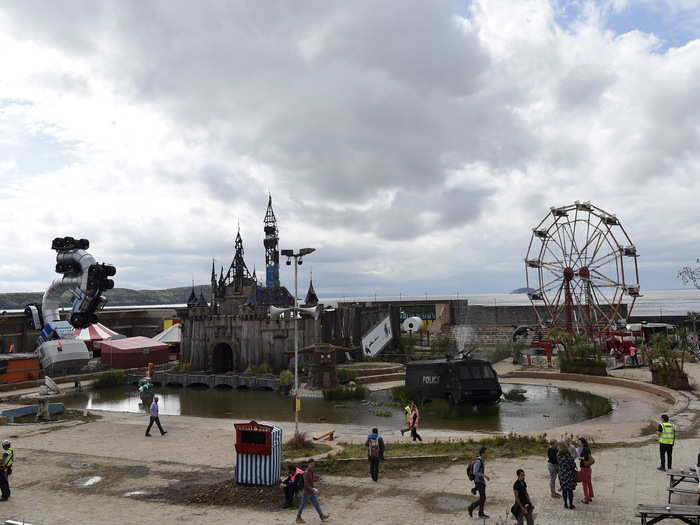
left=304, top=275, right=318, bottom=306
left=226, top=227, right=251, bottom=292
left=263, top=195, right=280, bottom=287
left=210, top=259, right=218, bottom=298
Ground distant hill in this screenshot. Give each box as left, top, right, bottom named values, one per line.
left=0, top=285, right=212, bottom=310
left=510, top=287, right=535, bottom=294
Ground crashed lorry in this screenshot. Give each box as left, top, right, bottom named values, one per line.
left=25, top=236, right=116, bottom=376
left=405, top=354, right=502, bottom=405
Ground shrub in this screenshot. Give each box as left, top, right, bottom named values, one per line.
left=503, top=388, right=527, bottom=402
left=93, top=369, right=126, bottom=389
left=244, top=363, right=273, bottom=375
left=647, top=331, right=691, bottom=390
left=322, top=385, right=369, bottom=401
left=390, top=385, right=425, bottom=407
left=337, top=368, right=358, bottom=384
left=279, top=369, right=293, bottom=386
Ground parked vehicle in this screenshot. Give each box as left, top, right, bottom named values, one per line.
left=405, top=355, right=502, bottom=404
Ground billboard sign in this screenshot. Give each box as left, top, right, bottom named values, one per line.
left=361, top=315, right=393, bottom=357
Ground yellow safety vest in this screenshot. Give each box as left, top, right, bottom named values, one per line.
left=1, top=448, right=13, bottom=468
left=659, top=422, right=675, bottom=445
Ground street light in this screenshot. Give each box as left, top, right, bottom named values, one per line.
left=281, top=247, right=316, bottom=436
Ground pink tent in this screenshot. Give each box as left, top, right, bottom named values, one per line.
left=73, top=323, right=122, bottom=342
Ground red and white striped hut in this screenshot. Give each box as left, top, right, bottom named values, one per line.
left=73, top=323, right=123, bottom=353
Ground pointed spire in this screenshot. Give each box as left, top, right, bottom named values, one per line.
left=197, top=286, right=208, bottom=307
left=210, top=258, right=218, bottom=297
left=264, top=193, right=280, bottom=287
left=305, top=273, right=318, bottom=306
left=186, top=280, right=197, bottom=308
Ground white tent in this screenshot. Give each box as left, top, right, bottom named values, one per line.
left=153, top=323, right=181, bottom=344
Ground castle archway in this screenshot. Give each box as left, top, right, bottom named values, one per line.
left=212, top=342, right=234, bottom=373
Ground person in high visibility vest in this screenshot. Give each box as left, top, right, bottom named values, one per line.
left=657, top=414, right=676, bottom=471
left=0, top=439, right=13, bottom=500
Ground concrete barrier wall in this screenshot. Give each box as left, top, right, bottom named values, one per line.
left=504, top=371, right=677, bottom=403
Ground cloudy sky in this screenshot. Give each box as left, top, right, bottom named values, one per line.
left=0, top=0, right=699, bottom=298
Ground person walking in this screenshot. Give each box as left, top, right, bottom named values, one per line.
left=467, top=447, right=490, bottom=519
left=578, top=437, right=595, bottom=504
left=0, top=440, right=13, bottom=501
left=296, top=459, right=330, bottom=523
left=409, top=402, right=422, bottom=442
left=557, top=443, right=578, bottom=510
left=400, top=402, right=412, bottom=436
left=145, top=396, right=167, bottom=436
left=511, top=469, right=535, bottom=525
left=657, top=414, right=675, bottom=471
left=547, top=439, right=561, bottom=498
left=365, top=427, right=385, bottom=482
left=280, top=463, right=304, bottom=508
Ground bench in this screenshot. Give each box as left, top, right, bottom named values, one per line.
left=637, top=504, right=700, bottom=524
left=667, top=487, right=700, bottom=503
left=313, top=429, right=335, bottom=441
left=668, top=471, right=700, bottom=503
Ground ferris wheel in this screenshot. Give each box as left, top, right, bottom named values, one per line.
left=524, top=201, right=640, bottom=334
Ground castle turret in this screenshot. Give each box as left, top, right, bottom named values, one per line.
left=263, top=195, right=280, bottom=287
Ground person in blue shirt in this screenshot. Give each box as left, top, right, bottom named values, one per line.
left=145, top=396, right=167, bottom=436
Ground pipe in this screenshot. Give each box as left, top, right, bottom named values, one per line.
left=42, top=249, right=96, bottom=323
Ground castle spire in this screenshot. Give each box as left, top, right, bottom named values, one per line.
left=210, top=258, right=218, bottom=297
left=226, top=226, right=250, bottom=291
left=263, top=194, right=280, bottom=287
left=304, top=272, right=318, bottom=306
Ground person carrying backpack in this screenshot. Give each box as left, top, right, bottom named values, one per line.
left=467, top=447, right=490, bottom=519
left=365, top=427, right=385, bottom=482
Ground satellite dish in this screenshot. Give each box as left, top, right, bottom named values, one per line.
left=403, top=316, right=423, bottom=333
left=45, top=376, right=61, bottom=394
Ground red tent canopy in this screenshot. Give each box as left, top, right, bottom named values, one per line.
left=100, top=336, right=169, bottom=369
left=73, top=323, right=122, bottom=342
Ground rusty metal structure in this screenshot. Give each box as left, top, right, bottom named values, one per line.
left=525, top=201, right=640, bottom=335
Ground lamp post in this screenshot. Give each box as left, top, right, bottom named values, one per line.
left=281, top=247, right=316, bottom=436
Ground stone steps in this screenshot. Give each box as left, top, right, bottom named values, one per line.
left=355, top=372, right=406, bottom=384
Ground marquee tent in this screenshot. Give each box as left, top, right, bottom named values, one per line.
left=153, top=323, right=181, bottom=344
left=73, top=323, right=123, bottom=342
left=101, top=336, right=169, bottom=369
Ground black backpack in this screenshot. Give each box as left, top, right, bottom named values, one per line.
left=466, top=459, right=476, bottom=481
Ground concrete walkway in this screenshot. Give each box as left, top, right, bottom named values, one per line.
left=2, top=362, right=700, bottom=524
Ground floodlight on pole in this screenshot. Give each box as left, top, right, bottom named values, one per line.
left=277, top=247, right=317, bottom=436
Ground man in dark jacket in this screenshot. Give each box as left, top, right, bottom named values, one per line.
left=365, top=427, right=385, bottom=482
left=296, top=459, right=330, bottom=523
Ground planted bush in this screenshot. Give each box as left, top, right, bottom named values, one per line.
left=322, top=385, right=369, bottom=401
left=503, top=388, right=527, bottom=402
left=94, top=370, right=126, bottom=389
left=279, top=369, right=293, bottom=386
left=337, top=368, right=358, bottom=384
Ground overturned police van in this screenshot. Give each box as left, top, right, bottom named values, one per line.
left=405, top=355, right=502, bottom=405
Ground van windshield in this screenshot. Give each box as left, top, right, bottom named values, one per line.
left=459, top=365, right=496, bottom=380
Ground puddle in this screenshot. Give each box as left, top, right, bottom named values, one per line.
left=123, top=490, right=166, bottom=500
left=425, top=494, right=469, bottom=513
left=126, top=465, right=150, bottom=477
left=66, top=461, right=94, bottom=469
left=71, top=476, right=103, bottom=487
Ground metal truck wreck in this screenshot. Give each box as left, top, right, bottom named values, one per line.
left=405, top=355, right=502, bottom=405
left=25, top=236, right=116, bottom=375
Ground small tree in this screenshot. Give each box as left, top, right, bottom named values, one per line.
left=678, top=258, right=700, bottom=289
left=647, top=332, right=690, bottom=390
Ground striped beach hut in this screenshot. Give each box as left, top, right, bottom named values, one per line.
left=234, top=420, right=282, bottom=486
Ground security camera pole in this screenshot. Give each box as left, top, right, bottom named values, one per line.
left=281, top=247, right=316, bottom=436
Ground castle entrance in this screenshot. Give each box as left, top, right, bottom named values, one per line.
left=212, top=343, right=234, bottom=373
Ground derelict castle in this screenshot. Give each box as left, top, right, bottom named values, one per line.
left=181, top=197, right=322, bottom=373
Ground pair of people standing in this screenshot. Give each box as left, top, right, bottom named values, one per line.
left=556, top=438, right=595, bottom=509
left=400, top=401, right=422, bottom=442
